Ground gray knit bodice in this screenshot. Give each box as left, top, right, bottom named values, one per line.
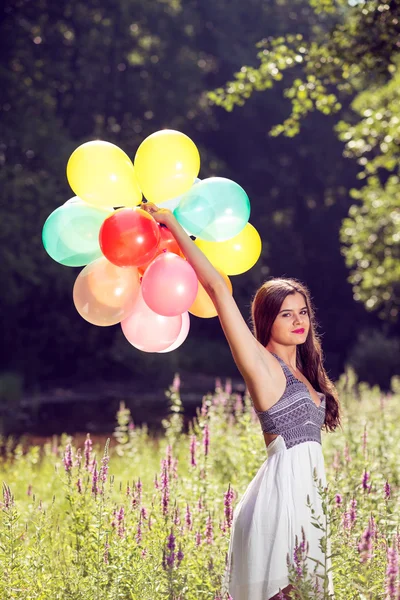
left=253, top=353, right=326, bottom=449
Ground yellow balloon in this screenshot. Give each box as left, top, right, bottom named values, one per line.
left=195, top=223, right=262, bottom=275
left=189, top=269, right=232, bottom=318
left=67, top=141, right=142, bottom=209
left=134, top=130, right=200, bottom=203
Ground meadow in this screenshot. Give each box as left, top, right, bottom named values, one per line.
left=1, top=370, right=400, bottom=600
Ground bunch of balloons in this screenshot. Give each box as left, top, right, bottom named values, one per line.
left=42, top=130, right=262, bottom=353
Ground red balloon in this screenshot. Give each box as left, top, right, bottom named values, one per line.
left=138, top=224, right=182, bottom=274
left=99, top=207, right=160, bottom=267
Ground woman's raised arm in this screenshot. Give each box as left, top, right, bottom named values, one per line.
left=141, top=204, right=274, bottom=381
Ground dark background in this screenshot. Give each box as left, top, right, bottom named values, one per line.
left=1, top=0, right=399, bottom=436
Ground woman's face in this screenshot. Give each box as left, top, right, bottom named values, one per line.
left=270, top=292, right=310, bottom=346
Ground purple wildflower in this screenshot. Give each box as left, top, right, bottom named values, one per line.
left=369, top=514, right=377, bottom=539
left=74, top=448, right=82, bottom=469
left=358, top=524, right=373, bottom=563
left=76, top=478, right=82, bottom=494
left=177, top=544, right=184, bottom=564
left=344, top=442, right=351, bottom=463
left=136, top=514, right=142, bottom=545
left=350, top=498, right=357, bottom=524
left=293, top=536, right=303, bottom=579
left=300, top=526, right=307, bottom=553
left=206, top=513, right=214, bottom=545
left=195, top=530, right=202, bottom=546
left=117, top=506, right=125, bottom=538
left=173, top=505, right=181, bottom=526
left=203, top=423, right=210, bottom=457
left=84, top=434, right=92, bottom=470
left=89, top=455, right=97, bottom=474
left=234, top=394, right=243, bottom=413
left=385, top=481, right=391, bottom=500
left=161, top=460, right=169, bottom=516
left=166, top=445, right=173, bottom=471
left=385, top=541, right=399, bottom=599
left=2, top=483, right=14, bottom=509
left=63, top=443, right=73, bottom=473
left=91, top=464, right=99, bottom=497
left=198, top=495, right=203, bottom=512
left=111, top=508, right=117, bottom=529
left=27, top=484, right=32, bottom=497
left=172, top=457, right=178, bottom=480
left=342, top=511, right=351, bottom=530
left=362, top=470, right=370, bottom=491
left=190, top=435, right=197, bottom=467
left=332, top=450, right=340, bottom=470
left=137, top=478, right=142, bottom=504
left=99, top=452, right=109, bottom=484
left=224, top=484, right=234, bottom=529
left=225, top=379, right=232, bottom=395
left=165, top=528, right=176, bottom=568
left=185, top=503, right=192, bottom=530
left=335, top=493, right=343, bottom=506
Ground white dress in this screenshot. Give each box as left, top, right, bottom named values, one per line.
left=222, top=354, right=334, bottom=599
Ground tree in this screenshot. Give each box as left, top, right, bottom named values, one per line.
left=1, top=0, right=386, bottom=388
left=209, top=0, right=400, bottom=321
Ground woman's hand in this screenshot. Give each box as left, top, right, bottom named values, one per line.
left=140, top=202, right=174, bottom=226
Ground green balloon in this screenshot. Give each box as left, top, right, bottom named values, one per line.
left=42, top=200, right=112, bottom=266
left=173, top=177, right=250, bottom=242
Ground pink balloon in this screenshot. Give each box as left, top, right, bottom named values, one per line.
left=141, top=252, right=198, bottom=317
left=121, top=292, right=182, bottom=352
left=157, top=312, right=190, bottom=353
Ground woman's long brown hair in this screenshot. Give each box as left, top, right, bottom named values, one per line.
left=251, top=277, right=341, bottom=431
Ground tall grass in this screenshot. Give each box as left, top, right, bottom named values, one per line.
left=1, top=370, right=400, bottom=599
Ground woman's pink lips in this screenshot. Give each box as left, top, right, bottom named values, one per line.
left=292, top=328, right=305, bottom=334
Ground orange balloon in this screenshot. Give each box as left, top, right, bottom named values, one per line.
left=87, top=258, right=140, bottom=308
left=189, top=269, right=232, bottom=318
left=73, top=257, right=140, bottom=326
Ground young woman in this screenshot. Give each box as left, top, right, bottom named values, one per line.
left=141, top=202, right=340, bottom=600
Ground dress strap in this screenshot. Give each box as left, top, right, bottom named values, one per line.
left=270, top=352, right=293, bottom=379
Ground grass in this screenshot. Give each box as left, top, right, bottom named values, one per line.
left=1, top=369, right=400, bottom=599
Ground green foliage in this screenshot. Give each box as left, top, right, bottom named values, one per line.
left=209, top=0, right=400, bottom=320
left=338, top=65, right=400, bottom=318
left=341, top=174, right=400, bottom=318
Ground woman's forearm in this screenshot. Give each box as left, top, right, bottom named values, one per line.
left=163, top=214, right=225, bottom=294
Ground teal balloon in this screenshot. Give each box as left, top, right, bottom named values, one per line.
left=161, top=177, right=202, bottom=212
left=42, top=199, right=113, bottom=266
left=173, top=177, right=250, bottom=242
